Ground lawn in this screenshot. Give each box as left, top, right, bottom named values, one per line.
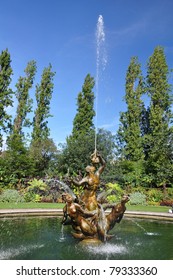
left=0, top=202, right=170, bottom=213
left=0, top=202, right=64, bottom=209
left=127, top=204, right=170, bottom=213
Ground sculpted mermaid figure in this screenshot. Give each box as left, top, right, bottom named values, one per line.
left=96, top=195, right=130, bottom=241
left=71, top=150, right=106, bottom=211
left=62, top=193, right=97, bottom=239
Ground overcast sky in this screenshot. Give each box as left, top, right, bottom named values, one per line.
left=1, top=0, right=173, bottom=146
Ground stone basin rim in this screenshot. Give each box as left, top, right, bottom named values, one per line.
left=0, top=209, right=173, bottom=221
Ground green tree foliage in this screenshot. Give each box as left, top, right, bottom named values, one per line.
left=5, top=61, right=37, bottom=182
left=55, top=74, right=96, bottom=176
left=29, top=138, right=58, bottom=176
left=57, top=132, right=96, bottom=175
left=71, top=74, right=95, bottom=139
left=145, top=46, right=173, bottom=186
left=57, top=128, right=116, bottom=179
left=30, top=64, right=57, bottom=176
left=32, top=64, right=55, bottom=141
left=116, top=57, right=146, bottom=187
left=13, top=60, right=37, bottom=134
left=117, top=57, right=144, bottom=161
left=2, top=134, right=35, bottom=183
left=116, top=49, right=173, bottom=189
left=0, top=49, right=13, bottom=150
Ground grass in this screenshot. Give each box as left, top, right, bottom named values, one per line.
left=0, top=202, right=64, bottom=209
left=127, top=204, right=169, bottom=213
left=0, top=202, right=170, bottom=213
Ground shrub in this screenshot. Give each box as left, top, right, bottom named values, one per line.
left=28, top=178, right=48, bottom=193
left=0, top=189, right=24, bottom=203
left=98, top=182, right=124, bottom=203
left=129, top=192, right=147, bottom=205
left=41, top=196, right=53, bottom=203
left=167, top=188, right=173, bottom=199
left=23, top=191, right=35, bottom=202
left=146, top=189, right=164, bottom=204
left=160, top=200, right=173, bottom=206
left=107, top=194, right=117, bottom=203
left=23, top=192, right=41, bottom=202
left=23, top=178, right=48, bottom=202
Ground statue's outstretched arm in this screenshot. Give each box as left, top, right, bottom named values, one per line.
left=76, top=204, right=96, bottom=218
left=97, top=153, right=106, bottom=175
left=72, top=177, right=88, bottom=186
left=102, top=203, right=115, bottom=211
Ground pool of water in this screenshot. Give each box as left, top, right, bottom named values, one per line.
left=0, top=216, right=172, bottom=260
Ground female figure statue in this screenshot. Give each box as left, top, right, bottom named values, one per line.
left=62, top=193, right=97, bottom=239
left=71, top=151, right=106, bottom=211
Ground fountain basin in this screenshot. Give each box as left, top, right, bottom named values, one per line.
left=0, top=216, right=172, bottom=260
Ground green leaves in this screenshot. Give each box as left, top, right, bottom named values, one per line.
left=145, top=46, right=173, bottom=185
left=32, top=64, right=55, bottom=141
left=117, top=56, right=144, bottom=161
left=116, top=47, right=173, bottom=188
left=0, top=49, right=13, bottom=149
left=72, top=74, right=95, bottom=139
left=13, top=60, right=37, bottom=134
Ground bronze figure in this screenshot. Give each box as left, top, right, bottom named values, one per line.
left=72, top=150, right=106, bottom=211
left=62, top=151, right=129, bottom=243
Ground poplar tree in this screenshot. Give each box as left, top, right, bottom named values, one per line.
left=58, top=74, right=95, bottom=175
left=71, top=74, right=95, bottom=139
left=117, top=57, right=144, bottom=161
left=5, top=60, right=36, bottom=179
left=0, top=49, right=13, bottom=150
left=13, top=60, right=37, bottom=135
left=30, top=64, right=56, bottom=176
left=32, top=64, right=55, bottom=141
left=145, top=46, right=173, bottom=186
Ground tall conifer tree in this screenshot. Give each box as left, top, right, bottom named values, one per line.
left=32, top=64, right=55, bottom=141
left=5, top=60, right=36, bottom=178
left=71, top=74, right=95, bottom=139
left=30, top=64, right=56, bottom=176
left=0, top=49, right=13, bottom=150
left=117, top=57, right=144, bottom=161
left=145, top=46, right=173, bottom=186
left=59, top=74, right=95, bottom=175
left=13, top=60, right=37, bottom=135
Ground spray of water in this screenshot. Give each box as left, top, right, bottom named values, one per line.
left=132, top=220, right=160, bottom=236
left=95, top=15, right=107, bottom=151
left=87, top=243, right=128, bottom=257
left=59, top=224, right=65, bottom=242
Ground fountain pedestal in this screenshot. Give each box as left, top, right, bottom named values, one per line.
left=79, top=238, right=102, bottom=245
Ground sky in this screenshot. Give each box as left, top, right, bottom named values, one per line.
left=1, top=0, right=173, bottom=147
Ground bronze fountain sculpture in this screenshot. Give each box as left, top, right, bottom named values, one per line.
left=61, top=150, right=129, bottom=243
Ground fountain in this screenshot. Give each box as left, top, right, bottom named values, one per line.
left=60, top=16, right=129, bottom=243
left=61, top=150, right=129, bottom=243
left=95, top=15, right=107, bottom=150
left=59, top=16, right=129, bottom=243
